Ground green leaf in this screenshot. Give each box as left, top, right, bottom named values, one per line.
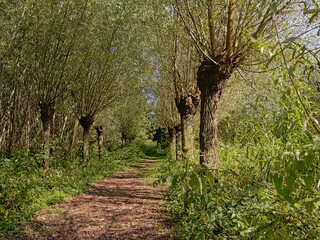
left=190, top=173, right=200, bottom=193
left=285, top=172, right=297, bottom=193
left=266, top=53, right=277, bottom=68
left=195, top=232, right=205, bottom=240
left=304, top=153, right=314, bottom=167
left=302, top=119, right=307, bottom=134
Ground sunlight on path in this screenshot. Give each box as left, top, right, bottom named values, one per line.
left=24, top=160, right=170, bottom=240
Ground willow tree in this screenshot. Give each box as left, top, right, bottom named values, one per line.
left=71, top=0, right=157, bottom=164
left=172, top=32, right=200, bottom=161
left=3, top=0, right=89, bottom=169
left=0, top=2, right=36, bottom=154
left=70, top=4, right=122, bottom=164
left=174, top=0, right=293, bottom=170
left=154, top=67, right=181, bottom=159
left=155, top=13, right=200, bottom=161
left=113, top=83, right=149, bottom=146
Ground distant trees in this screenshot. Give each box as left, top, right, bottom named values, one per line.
left=115, top=83, right=150, bottom=146
left=23, top=0, right=89, bottom=168
left=154, top=12, right=200, bottom=161
left=70, top=1, right=130, bottom=164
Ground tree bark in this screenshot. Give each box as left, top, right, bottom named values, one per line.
left=70, top=119, right=79, bottom=153
left=26, top=103, right=31, bottom=148
left=168, top=126, right=176, bottom=160
left=175, top=88, right=200, bottom=161
left=79, top=115, right=94, bottom=165
left=175, top=124, right=182, bottom=161
left=181, top=116, right=194, bottom=160
left=95, top=125, right=105, bottom=159
left=39, top=102, right=55, bottom=170
left=121, top=131, right=127, bottom=147
left=197, top=57, right=238, bottom=170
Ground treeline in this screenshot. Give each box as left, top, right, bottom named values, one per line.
left=153, top=0, right=320, bottom=239
left=0, top=0, right=168, bottom=235
left=0, top=0, right=162, bottom=166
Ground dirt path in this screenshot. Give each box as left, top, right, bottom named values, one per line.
left=23, top=159, right=170, bottom=240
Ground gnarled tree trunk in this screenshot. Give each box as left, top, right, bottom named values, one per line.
left=197, top=57, right=238, bottom=170
left=39, top=102, right=55, bottom=170
left=95, top=125, right=105, bottom=159
left=175, top=88, right=200, bottom=161
left=121, top=130, right=127, bottom=147
left=79, top=115, right=94, bottom=165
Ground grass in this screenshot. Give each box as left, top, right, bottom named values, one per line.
left=134, top=157, right=166, bottom=185
left=0, top=142, right=161, bottom=238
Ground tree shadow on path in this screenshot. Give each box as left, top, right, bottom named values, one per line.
left=20, top=159, right=171, bottom=240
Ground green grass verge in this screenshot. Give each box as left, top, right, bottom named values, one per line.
left=0, top=142, right=160, bottom=238
left=134, top=157, right=165, bottom=185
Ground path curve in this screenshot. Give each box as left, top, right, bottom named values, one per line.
left=23, top=159, right=170, bottom=240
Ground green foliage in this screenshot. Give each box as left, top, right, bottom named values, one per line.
left=160, top=56, right=320, bottom=239
left=160, top=155, right=320, bottom=239
left=0, top=144, right=146, bottom=237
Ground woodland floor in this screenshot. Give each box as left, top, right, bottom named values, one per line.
left=19, top=159, right=171, bottom=240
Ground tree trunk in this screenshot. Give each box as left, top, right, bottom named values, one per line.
left=175, top=124, right=182, bottom=161
left=79, top=116, right=94, bottom=165
left=95, top=125, right=105, bottom=159
left=121, top=131, right=127, bottom=147
left=181, top=116, right=194, bottom=161
left=39, top=102, right=55, bottom=170
left=70, top=119, right=79, bottom=153
left=175, top=88, right=200, bottom=161
left=26, top=103, right=31, bottom=148
left=168, top=126, right=176, bottom=160
left=7, top=91, right=17, bottom=158
left=198, top=85, right=221, bottom=169
left=197, top=57, right=237, bottom=171
left=60, top=115, right=68, bottom=139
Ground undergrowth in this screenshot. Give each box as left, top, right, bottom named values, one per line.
left=0, top=143, right=153, bottom=237
left=159, top=148, right=320, bottom=239
left=159, top=68, right=320, bottom=239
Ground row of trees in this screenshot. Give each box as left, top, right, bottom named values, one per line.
left=1, top=0, right=319, bottom=175
left=155, top=0, right=320, bottom=172
left=0, top=0, right=161, bottom=168
left=153, top=1, right=320, bottom=238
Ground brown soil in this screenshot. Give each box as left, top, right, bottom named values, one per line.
left=22, top=159, right=171, bottom=240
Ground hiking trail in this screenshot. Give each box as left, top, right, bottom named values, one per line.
left=22, top=159, right=170, bottom=240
